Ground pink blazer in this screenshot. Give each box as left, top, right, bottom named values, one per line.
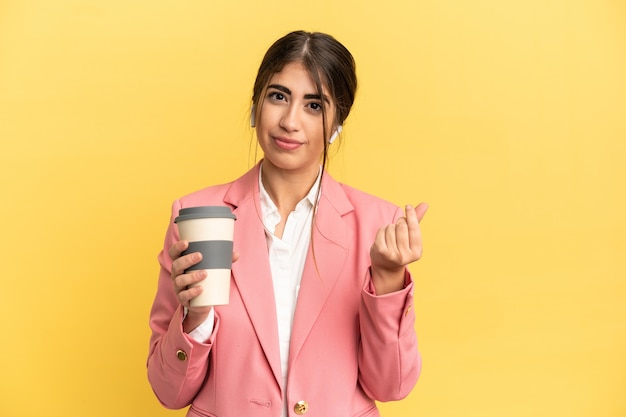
left=147, top=164, right=421, bottom=417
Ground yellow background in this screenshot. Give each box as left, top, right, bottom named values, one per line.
left=1, top=0, right=625, bottom=416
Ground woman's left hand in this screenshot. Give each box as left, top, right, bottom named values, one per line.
left=370, top=203, right=429, bottom=295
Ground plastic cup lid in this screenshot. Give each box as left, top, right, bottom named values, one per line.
left=175, top=206, right=237, bottom=223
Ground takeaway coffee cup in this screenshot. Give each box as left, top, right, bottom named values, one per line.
left=175, top=206, right=236, bottom=307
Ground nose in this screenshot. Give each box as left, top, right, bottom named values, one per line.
left=279, top=104, right=300, bottom=132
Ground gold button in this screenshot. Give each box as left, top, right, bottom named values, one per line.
left=294, top=400, right=308, bottom=415
left=405, top=304, right=413, bottom=316
left=176, top=349, right=188, bottom=361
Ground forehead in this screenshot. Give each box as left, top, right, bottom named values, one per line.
left=268, top=62, right=331, bottom=96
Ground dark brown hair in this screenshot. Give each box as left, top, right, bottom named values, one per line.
left=252, top=30, right=358, bottom=170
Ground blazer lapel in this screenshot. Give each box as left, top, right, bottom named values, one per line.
left=288, top=173, right=354, bottom=367
left=224, top=165, right=283, bottom=390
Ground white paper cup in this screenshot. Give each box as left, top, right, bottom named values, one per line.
left=175, top=206, right=236, bottom=306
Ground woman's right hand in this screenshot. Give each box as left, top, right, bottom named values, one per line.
left=168, top=240, right=239, bottom=332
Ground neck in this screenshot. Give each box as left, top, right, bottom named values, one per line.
left=261, top=162, right=320, bottom=214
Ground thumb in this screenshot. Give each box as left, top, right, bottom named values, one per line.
left=413, top=202, right=429, bottom=222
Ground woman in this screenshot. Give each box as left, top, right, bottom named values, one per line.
left=148, top=30, right=428, bottom=417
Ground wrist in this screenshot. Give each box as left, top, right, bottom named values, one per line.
left=370, top=266, right=405, bottom=295
left=182, top=307, right=212, bottom=333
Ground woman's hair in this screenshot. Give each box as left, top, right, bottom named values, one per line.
left=252, top=30, right=358, bottom=169
left=253, top=31, right=357, bottom=125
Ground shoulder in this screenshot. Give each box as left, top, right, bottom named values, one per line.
left=177, top=182, right=232, bottom=208
left=323, top=174, right=401, bottom=220
left=341, top=183, right=398, bottom=210
left=175, top=165, right=259, bottom=209
left=343, top=184, right=402, bottom=224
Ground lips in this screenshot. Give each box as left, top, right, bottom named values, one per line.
left=273, top=136, right=303, bottom=150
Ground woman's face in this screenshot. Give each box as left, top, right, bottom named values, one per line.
left=255, top=61, right=336, bottom=179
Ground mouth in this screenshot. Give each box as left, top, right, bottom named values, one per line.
left=273, top=136, right=303, bottom=150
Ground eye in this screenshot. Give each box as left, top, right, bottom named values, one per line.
left=268, top=91, right=286, bottom=102
left=308, top=102, right=322, bottom=112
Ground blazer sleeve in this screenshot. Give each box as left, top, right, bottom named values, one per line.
left=358, top=271, right=421, bottom=401
left=357, top=207, right=422, bottom=401
left=146, top=199, right=217, bottom=409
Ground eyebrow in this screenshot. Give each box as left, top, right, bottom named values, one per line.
left=267, top=84, right=331, bottom=104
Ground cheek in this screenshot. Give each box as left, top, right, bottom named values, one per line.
left=308, top=120, right=327, bottom=142
left=258, top=103, right=280, bottom=125
left=256, top=112, right=274, bottom=137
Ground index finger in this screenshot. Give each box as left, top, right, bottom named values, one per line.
left=405, top=203, right=428, bottom=225
left=405, top=203, right=428, bottom=246
left=405, top=205, right=419, bottom=235
left=168, top=240, right=189, bottom=261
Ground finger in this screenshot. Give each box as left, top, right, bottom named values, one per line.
left=373, top=226, right=389, bottom=254
left=177, top=284, right=204, bottom=307
left=173, top=269, right=207, bottom=293
left=171, top=251, right=203, bottom=279
left=414, top=202, right=429, bottom=222
left=405, top=204, right=424, bottom=258
left=174, top=270, right=209, bottom=309
left=168, top=240, right=189, bottom=261
left=405, top=205, right=419, bottom=235
left=232, top=251, right=240, bottom=263
left=394, top=216, right=410, bottom=255
left=384, top=223, right=398, bottom=256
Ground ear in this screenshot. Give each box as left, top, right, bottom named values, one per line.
left=250, top=104, right=256, bottom=127
left=329, top=125, right=343, bottom=144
